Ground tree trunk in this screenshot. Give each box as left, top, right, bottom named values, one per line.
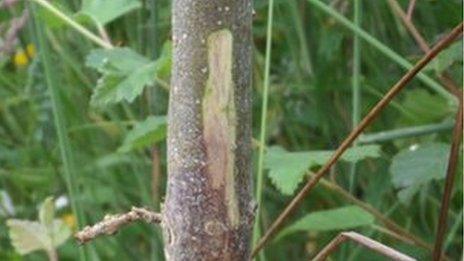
left=163, top=0, right=254, bottom=260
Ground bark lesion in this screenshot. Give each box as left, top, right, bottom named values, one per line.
left=202, top=29, right=240, bottom=228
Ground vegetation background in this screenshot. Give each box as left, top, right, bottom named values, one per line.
left=0, top=0, right=462, bottom=260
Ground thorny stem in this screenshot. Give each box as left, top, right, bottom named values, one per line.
left=313, top=232, right=416, bottom=261
left=75, top=207, right=161, bottom=244
left=432, top=97, right=463, bottom=260
left=251, top=22, right=464, bottom=257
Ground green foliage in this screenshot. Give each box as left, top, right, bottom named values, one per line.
left=427, top=42, right=463, bottom=74
left=277, top=206, right=374, bottom=239
left=265, top=145, right=381, bottom=195
left=78, top=0, right=141, bottom=25
left=1, top=0, right=462, bottom=260
left=390, top=143, right=450, bottom=204
left=7, top=197, right=71, bottom=256
left=86, top=42, right=171, bottom=107
left=118, top=116, right=167, bottom=153
left=398, top=89, right=453, bottom=126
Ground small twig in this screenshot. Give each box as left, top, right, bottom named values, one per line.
left=432, top=97, right=463, bottom=261
left=251, top=22, right=464, bottom=257
left=387, top=0, right=462, bottom=97
left=387, top=0, right=429, bottom=53
left=312, top=231, right=416, bottom=261
left=75, top=207, right=162, bottom=244
left=406, top=0, right=416, bottom=21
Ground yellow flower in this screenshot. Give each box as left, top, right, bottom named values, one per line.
left=26, top=44, right=36, bottom=58
left=13, top=49, right=29, bottom=67
left=61, top=213, right=77, bottom=230
left=13, top=44, right=36, bottom=68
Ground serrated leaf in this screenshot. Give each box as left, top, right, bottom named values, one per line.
left=39, top=197, right=54, bottom=227
left=118, top=116, right=167, bottom=153
left=86, top=47, right=150, bottom=73
left=7, top=220, right=51, bottom=255
left=91, top=63, right=157, bottom=106
left=390, top=143, right=450, bottom=204
left=277, top=206, right=374, bottom=240
left=86, top=45, right=171, bottom=107
left=265, top=145, right=381, bottom=195
left=78, top=0, right=141, bottom=25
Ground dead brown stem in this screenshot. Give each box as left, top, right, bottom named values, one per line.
left=432, top=97, right=463, bottom=260
left=251, top=22, right=464, bottom=257
left=312, top=231, right=416, bottom=261
left=75, top=207, right=161, bottom=244
left=387, top=0, right=462, bottom=97
left=406, top=0, right=416, bottom=21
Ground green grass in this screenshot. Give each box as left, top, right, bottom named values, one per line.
left=0, top=0, right=462, bottom=260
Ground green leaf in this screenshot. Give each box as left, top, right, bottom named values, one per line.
left=7, top=220, right=51, bottom=255
left=39, top=197, right=55, bottom=227
left=118, top=116, right=167, bottom=153
left=265, top=145, right=381, bottom=195
left=390, top=143, right=450, bottom=204
left=50, top=220, right=71, bottom=247
left=87, top=44, right=171, bottom=107
left=86, top=47, right=150, bottom=73
left=427, top=42, right=463, bottom=74
left=277, top=206, right=374, bottom=240
left=78, top=0, right=141, bottom=25
left=397, top=89, right=452, bottom=126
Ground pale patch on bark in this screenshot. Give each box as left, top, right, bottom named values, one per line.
left=203, top=29, right=239, bottom=227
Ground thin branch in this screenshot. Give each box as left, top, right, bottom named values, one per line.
left=432, top=97, right=463, bottom=260
left=406, top=0, right=416, bottom=21
left=312, top=231, right=416, bottom=261
left=251, top=22, right=464, bottom=257
left=75, top=207, right=162, bottom=244
left=387, top=0, right=429, bottom=53
left=387, top=0, right=462, bottom=97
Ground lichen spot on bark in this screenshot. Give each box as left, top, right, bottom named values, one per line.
left=202, top=29, right=239, bottom=227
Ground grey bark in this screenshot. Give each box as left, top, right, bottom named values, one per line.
left=163, top=0, right=254, bottom=260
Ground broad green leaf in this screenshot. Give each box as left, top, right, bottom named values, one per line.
left=86, top=47, right=150, bottom=73
left=78, top=0, right=141, bottom=25
left=7, top=220, right=51, bottom=255
left=390, top=143, right=450, bottom=204
left=277, top=206, right=374, bottom=240
left=118, top=116, right=167, bottom=153
left=265, top=145, right=381, bottom=195
left=91, top=64, right=157, bottom=106
left=50, top=220, right=71, bottom=247
left=86, top=44, right=171, bottom=107
left=397, top=89, right=452, bottom=126
left=39, top=197, right=54, bottom=227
